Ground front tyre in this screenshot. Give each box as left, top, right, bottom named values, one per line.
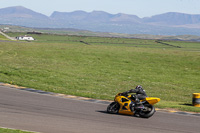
left=107, top=102, right=119, bottom=114
left=139, top=104, right=155, bottom=118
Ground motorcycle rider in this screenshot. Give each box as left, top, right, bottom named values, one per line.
left=122, top=85, right=147, bottom=110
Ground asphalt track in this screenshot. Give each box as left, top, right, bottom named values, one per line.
left=0, top=85, right=200, bottom=133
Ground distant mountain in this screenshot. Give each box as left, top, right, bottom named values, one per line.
left=110, top=13, right=141, bottom=23
left=51, top=10, right=89, bottom=21
left=0, top=6, right=52, bottom=27
left=143, top=12, right=200, bottom=26
left=0, top=6, right=48, bottom=19
left=50, top=10, right=141, bottom=24
left=0, top=6, right=200, bottom=36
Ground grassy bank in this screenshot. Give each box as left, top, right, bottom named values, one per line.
left=1, top=33, right=200, bottom=112
left=0, top=34, right=8, bottom=40
left=0, top=128, right=36, bottom=133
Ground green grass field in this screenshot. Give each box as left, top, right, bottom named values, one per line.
left=1, top=33, right=200, bottom=112
left=0, top=128, right=36, bottom=133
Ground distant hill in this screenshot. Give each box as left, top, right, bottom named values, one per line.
left=0, top=6, right=48, bottom=19
left=0, top=6, right=200, bottom=36
left=1, top=25, right=200, bottom=42
left=143, top=12, right=200, bottom=25
left=50, top=10, right=141, bottom=23
left=0, top=6, right=52, bottom=27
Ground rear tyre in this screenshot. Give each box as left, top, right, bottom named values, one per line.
left=139, top=104, right=155, bottom=118
left=107, top=102, right=119, bottom=114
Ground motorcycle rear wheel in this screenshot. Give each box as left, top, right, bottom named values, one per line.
left=107, top=102, right=120, bottom=114
left=139, top=104, right=155, bottom=118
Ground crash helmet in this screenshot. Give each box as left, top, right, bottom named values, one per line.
left=135, top=85, right=143, bottom=89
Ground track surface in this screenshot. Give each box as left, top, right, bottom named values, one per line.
left=0, top=86, right=199, bottom=133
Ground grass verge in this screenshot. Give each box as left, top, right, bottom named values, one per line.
left=0, top=34, right=8, bottom=40
left=0, top=128, right=36, bottom=133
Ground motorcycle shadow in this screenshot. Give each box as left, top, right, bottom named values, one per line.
left=96, top=110, right=142, bottom=118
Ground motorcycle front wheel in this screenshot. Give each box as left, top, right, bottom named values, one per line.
left=139, top=104, right=155, bottom=118
left=107, top=102, right=120, bottom=114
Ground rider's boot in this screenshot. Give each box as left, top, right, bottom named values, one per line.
left=133, top=102, right=144, bottom=117
left=135, top=102, right=144, bottom=110
left=134, top=98, right=144, bottom=110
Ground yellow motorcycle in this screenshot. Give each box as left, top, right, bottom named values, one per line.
left=107, top=93, right=160, bottom=118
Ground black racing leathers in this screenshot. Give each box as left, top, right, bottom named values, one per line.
left=124, top=87, right=147, bottom=101
left=123, top=87, right=148, bottom=112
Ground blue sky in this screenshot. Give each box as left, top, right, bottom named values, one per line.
left=0, top=0, right=200, bottom=18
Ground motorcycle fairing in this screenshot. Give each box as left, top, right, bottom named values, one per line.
left=115, top=95, right=134, bottom=115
